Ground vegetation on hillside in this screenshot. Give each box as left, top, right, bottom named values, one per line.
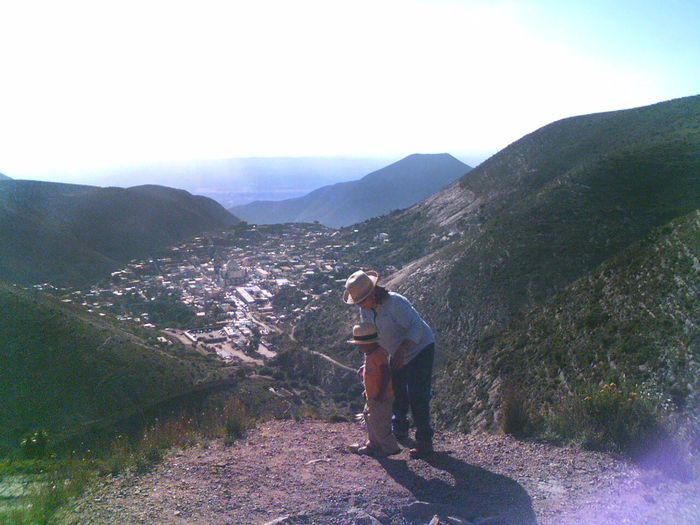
left=0, top=380, right=295, bottom=524
left=436, top=211, right=699, bottom=455
left=392, top=96, right=700, bottom=354
left=0, top=181, right=239, bottom=286
left=0, top=281, right=229, bottom=454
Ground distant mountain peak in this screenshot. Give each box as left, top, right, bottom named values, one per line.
left=230, top=153, right=472, bottom=227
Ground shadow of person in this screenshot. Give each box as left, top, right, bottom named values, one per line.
left=378, top=451, right=537, bottom=525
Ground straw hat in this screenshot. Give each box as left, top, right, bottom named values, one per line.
left=343, top=270, right=379, bottom=304
left=347, top=322, right=380, bottom=345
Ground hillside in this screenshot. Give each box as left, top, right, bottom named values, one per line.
left=373, top=96, right=700, bottom=352
left=292, top=96, right=700, bottom=434
left=0, top=281, right=228, bottom=453
left=230, top=154, right=471, bottom=227
left=437, top=210, right=699, bottom=434
left=297, top=96, right=700, bottom=350
left=0, top=181, right=239, bottom=285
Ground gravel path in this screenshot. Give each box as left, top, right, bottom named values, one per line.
left=59, top=420, right=700, bottom=525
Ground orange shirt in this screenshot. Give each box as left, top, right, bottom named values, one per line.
left=363, top=347, right=393, bottom=400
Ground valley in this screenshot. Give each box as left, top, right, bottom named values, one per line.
left=41, top=222, right=394, bottom=370
left=1, top=95, right=699, bottom=524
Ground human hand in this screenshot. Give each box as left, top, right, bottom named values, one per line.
left=391, top=353, right=405, bottom=371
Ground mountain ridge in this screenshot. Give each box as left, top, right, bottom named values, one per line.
left=230, top=153, right=471, bottom=227
left=384, top=95, right=700, bottom=348
left=0, top=180, right=240, bottom=285
left=44, top=157, right=394, bottom=208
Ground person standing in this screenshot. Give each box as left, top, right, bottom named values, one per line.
left=346, top=322, right=401, bottom=457
left=343, top=269, right=435, bottom=459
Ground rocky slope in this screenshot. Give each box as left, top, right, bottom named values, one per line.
left=387, top=95, right=700, bottom=353
left=436, top=210, right=699, bottom=434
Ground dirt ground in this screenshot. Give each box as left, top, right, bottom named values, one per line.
left=59, top=420, right=700, bottom=525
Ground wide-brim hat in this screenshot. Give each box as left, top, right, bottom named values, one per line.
left=346, top=322, right=380, bottom=345
left=343, top=270, right=379, bottom=304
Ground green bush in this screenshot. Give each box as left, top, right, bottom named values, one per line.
left=225, top=419, right=246, bottom=443
left=20, top=430, right=50, bottom=459
left=546, top=383, right=668, bottom=456
left=223, top=398, right=250, bottom=445
left=500, top=384, right=531, bottom=437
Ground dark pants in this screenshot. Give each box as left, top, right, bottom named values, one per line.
left=392, top=343, right=434, bottom=445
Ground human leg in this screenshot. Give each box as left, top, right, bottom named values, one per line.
left=405, top=344, right=435, bottom=448
left=391, top=367, right=409, bottom=438
left=366, top=398, right=400, bottom=455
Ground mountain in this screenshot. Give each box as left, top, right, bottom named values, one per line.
left=0, top=281, right=227, bottom=451
left=0, top=173, right=10, bottom=180
left=292, top=95, right=700, bottom=434
left=437, top=210, right=700, bottom=433
left=0, top=181, right=239, bottom=286
left=39, top=157, right=393, bottom=208
left=372, top=96, right=700, bottom=350
left=230, top=154, right=472, bottom=227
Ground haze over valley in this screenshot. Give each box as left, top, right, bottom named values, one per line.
left=13, top=157, right=395, bottom=208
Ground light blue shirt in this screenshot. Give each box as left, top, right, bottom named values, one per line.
left=359, top=292, right=435, bottom=364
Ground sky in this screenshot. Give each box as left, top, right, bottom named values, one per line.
left=1, top=0, right=699, bottom=181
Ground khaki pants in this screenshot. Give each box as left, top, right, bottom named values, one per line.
left=365, top=397, right=399, bottom=455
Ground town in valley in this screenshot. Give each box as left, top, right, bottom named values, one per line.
left=37, top=223, right=394, bottom=365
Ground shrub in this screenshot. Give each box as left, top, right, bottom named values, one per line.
left=141, top=416, right=198, bottom=451
left=20, top=430, right=50, bottom=459
left=97, top=434, right=133, bottom=476
left=500, top=384, right=531, bottom=437
left=222, top=398, right=250, bottom=445
left=546, top=383, right=668, bottom=456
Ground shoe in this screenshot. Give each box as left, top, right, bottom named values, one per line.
left=409, top=443, right=433, bottom=459
left=348, top=443, right=376, bottom=456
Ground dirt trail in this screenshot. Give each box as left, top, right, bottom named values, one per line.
left=289, top=325, right=356, bottom=373
left=59, top=420, right=700, bottom=525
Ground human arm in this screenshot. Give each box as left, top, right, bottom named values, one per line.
left=391, top=339, right=416, bottom=371
left=389, top=296, right=423, bottom=369
left=373, top=362, right=392, bottom=402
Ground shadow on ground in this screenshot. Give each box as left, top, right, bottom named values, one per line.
left=379, top=451, right=537, bottom=525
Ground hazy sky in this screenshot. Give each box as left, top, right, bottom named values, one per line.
left=1, top=0, right=699, bottom=179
